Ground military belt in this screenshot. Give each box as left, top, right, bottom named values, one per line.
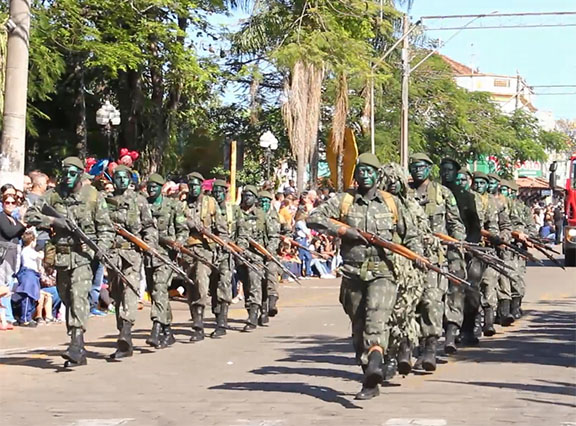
left=56, top=246, right=71, bottom=254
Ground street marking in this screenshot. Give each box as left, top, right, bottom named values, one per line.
left=385, top=419, right=447, bottom=426
left=69, top=419, right=134, bottom=426
left=233, top=420, right=286, bottom=426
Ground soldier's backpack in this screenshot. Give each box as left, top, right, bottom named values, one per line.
left=340, top=190, right=398, bottom=224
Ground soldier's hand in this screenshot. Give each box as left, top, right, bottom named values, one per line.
left=187, top=218, right=201, bottom=231
left=413, top=257, right=427, bottom=271
left=341, top=227, right=369, bottom=245
left=50, top=217, right=71, bottom=232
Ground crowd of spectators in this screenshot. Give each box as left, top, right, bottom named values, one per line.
left=531, top=199, right=565, bottom=245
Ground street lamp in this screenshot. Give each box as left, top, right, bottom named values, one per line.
left=259, top=131, right=278, bottom=181
left=96, top=101, right=121, bottom=158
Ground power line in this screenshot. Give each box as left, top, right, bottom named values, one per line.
left=421, top=11, right=576, bottom=20
left=534, top=92, right=576, bottom=96
left=426, top=23, right=576, bottom=31
left=531, top=85, right=576, bottom=88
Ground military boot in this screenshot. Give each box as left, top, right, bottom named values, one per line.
left=511, top=297, right=522, bottom=319
left=355, top=350, right=383, bottom=400
left=497, top=299, right=514, bottom=327
left=412, top=338, right=425, bottom=370
left=382, top=356, right=397, bottom=381
left=397, top=338, right=412, bottom=375
left=268, top=295, right=279, bottom=317
left=483, top=307, right=496, bottom=336
left=243, top=304, right=259, bottom=332
left=111, top=320, right=133, bottom=359
left=62, top=328, right=87, bottom=366
left=444, top=323, right=458, bottom=355
left=189, top=305, right=205, bottom=342
left=146, top=321, right=162, bottom=348
left=421, top=336, right=437, bottom=372
left=259, top=300, right=270, bottom=326
left=160, top=324, right=176, bottom=347
left=211, top=303, right=229, bottom=338
left=461, top=312, right=479, bottom=345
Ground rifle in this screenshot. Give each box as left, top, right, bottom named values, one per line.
left=511, top=231, right=565, bottom=270
left=281, top=236, right=331, bottom=260
left=248, top=237, right=303, bottom=285
left=525, top=233, right=562, bottom=255
left=115, top=224, right=196, bottom=287
left=330, top=219, right=473, bottom=287
left=41, top=204, right=140, bottom=296
left=197, top=228, right=265, bottom=279
left=159, top=237, right=218, bottom=273
left=433, top=232, right=513, bottom=270
left=480, top=229, right=542, bottom=265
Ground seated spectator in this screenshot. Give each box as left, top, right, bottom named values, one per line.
left=13, top=230, right=43, bottom=327
left=39, top=266, right=61, bottom=322
left=309, top=235, right=336, bottom=279
left=278, top=239, right=301, bottom=282
left=0, top=284, right=13, bottom=330
left=539, top=220, right=555, bottom=242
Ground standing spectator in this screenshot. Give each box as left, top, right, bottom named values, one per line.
left=272, top=192, right=284, bottom=212
left=26, top=173, right=50, bottom=250
left=13, top=230, right=43, bottom=326
left=0, top=192, right=27, bottom=325
left=533, top=208, right=544, bottom=231
left=23, top=175, right=33, bottom=194
left=294, top=217, right=312, bottom=278
left=553, top=204, right=564, bottom=245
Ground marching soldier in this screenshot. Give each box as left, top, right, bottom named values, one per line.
left=26, top=157, right=114, bottom=366
left=210, top=179, right=239, bottom=337
left=144, top=173, right=187, bottom=348
left=180, top=172, right=227, bottom=342
left=408, top=153, right=466, bottom=371
left=258, top=190, right=282, bottom=321
left=236, top=185, right=279, bottom=331
left=307, top=153, right=423, bottom=400
left=106, top=165, right=157, bottom=359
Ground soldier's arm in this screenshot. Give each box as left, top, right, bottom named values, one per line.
left=94, top=193, right=114, bottom=250
left=306, top=194, right=345, bottom=236
left=24, top=195, right=53, bottom=230
left=443, top=186, right=466, bottom=240
left=139, top=195, right=158, bottom=245
left=266, top=213, right=281, bottom=253
left=497, top=199, right=512, bottom=242
left=213, top=200, right=229, bottom=238
left=173, top=200, right=189, bottom=243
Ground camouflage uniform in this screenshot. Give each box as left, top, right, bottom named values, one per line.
left=146, top=192, right=187, bottom=327
left=106, top=188, right=157, bottom=331
left=236, top=188, right=280, bottom=328
left=307, top=187, right=421, bottom=367
left=262, top=202, right=282, bottom=317
left=181, top=188, right=227, bottom=340
left=26, top=157, right=114, bottom=365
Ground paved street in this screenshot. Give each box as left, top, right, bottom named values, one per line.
left=1, top=255, right=575, bottom=426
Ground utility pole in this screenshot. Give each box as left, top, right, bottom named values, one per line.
left=0, top=0, right=31, bottom=188
left=515, top=72, right=521, bottom=110
left=400, top=15, right=410, bottom=169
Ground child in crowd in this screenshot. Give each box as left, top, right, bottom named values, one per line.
left=13, top=230, right=43, bottom=326
left=0, top=284, right=13, bottom=330
left=37, top=266, right=60, bottom=322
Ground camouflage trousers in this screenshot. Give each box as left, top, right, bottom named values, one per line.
left=56, top=263, right=93, bottom=332
left=265, top=262, right=281, bottom=299
left=211, top=253, right=234, bottom=314
left=388, top=274, right=424, bottom=352
left=444, top=251, right=468, bottom=328
left=497, top=251, right=515, bottom=302
left=417, top=270, right=448, bottom=338
left=184, top=245, right=213, bottom=311
left=511, top=256, right=526, bottom=298
left=340, top=274, right=398, bottom=366
left=480, top=265, right=499, bottom=310
left=109, top=253, right=143, bottom=330
left=145, top=264, right=173, bottom=325
left=237, top=258, right=264, bottom=308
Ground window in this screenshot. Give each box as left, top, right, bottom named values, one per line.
left=494, top=78, right=510, bottom=88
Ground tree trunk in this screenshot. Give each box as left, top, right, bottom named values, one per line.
left=73, top=58, right=87, bottom=159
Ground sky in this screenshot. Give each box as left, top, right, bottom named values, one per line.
left=405, top=0, right=576, bottom=120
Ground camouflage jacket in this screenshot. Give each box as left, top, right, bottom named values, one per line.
left=408, top=181, right=466, bottom=240
left=236, top=205, right=280, bottom=254
left=217, top=201, right=241, bottom=238
left=25, top=184, right=114, bottom=269
left=307, top=189, right=422, bottom=274
left=182, top=194, right=228, bottom=248
left=489, top=193, right=512, bottom=242
left=446, top=184, right=482, bottom=243
left=106, top=188, right=157, bottom=264
left=149, top=195, right=188, bottom=266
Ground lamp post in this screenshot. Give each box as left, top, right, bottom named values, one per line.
left=96, top=101, right=121, bottom=158
left=259, top=131, right=278, bottom=181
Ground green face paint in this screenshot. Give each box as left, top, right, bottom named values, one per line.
left=387, top=180, right=402, bottom=196
left=409, top=161, right=432, bottom=182
left=61, top=166, right=82, bottom=190
left=488, top=178, right=499, bottom=195
left=242, top=191, right=256, bottom=208
left=147, top=182, right=162, bottom=201
left=259, top=197, right=272, bottom=212
left=212, top=185, right=227, bottom=204
left=500, top=186, right=510, bottom=198
left=440, top=162, right=458, bottom=185
left=472, top=178, right=488, bottom=194
left=455, top=173, right=470, bottom=190
left=355, top=164, right=379, bottom=191
left=113, top=170, right=131, bottom=192
left=188, top=178, right=202, bottom=198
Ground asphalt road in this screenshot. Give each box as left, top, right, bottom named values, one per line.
left=1, top=254, right=575, bottom=426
